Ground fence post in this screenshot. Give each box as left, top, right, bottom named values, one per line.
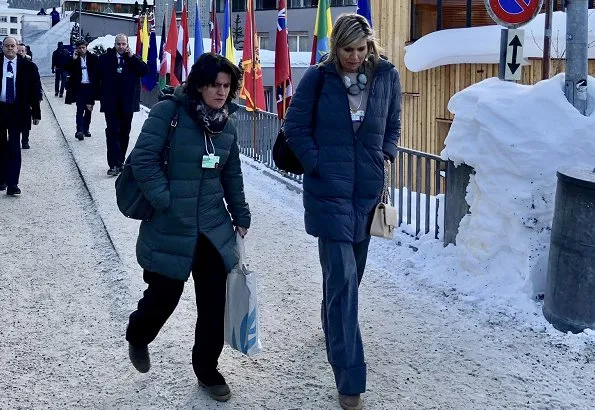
left=443, top=161, right=474, bottom=246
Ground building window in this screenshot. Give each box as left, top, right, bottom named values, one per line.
left=10, top=28, right=17, bottom=34
left=257, top=32, right=270, bottom=50
left=256, top=0, right=276, bottom=9
left=175, top=0, right=183, bottom=13
left=10, top=16, right=17, bottom=23
left=232, top=0, right=246, bottom=11
left=0, top=28, right=7, bottom=35
left=330, top=0, right=357, bottom=5
left=288, top=31, right=309, bottom=52
left=410, top=0, right=495, bottom=40
left=0, top=16, right=6, bottom=23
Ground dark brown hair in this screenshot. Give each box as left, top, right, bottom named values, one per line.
left=187, top=53, right=241, bottom=104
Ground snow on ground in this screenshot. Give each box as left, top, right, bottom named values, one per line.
left=1, top=79, right=595, bottom=409
left=404, top=11, right=595, bottom=72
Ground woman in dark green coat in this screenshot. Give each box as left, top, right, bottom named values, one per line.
left=125, top=53, right=250, bottom=403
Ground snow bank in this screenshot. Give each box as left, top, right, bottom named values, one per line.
left=405, top=11, right=595, bottom=72
left=409, top=74, right=595, bottom=331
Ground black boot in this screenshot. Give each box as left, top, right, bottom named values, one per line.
left=128, top=343, right=150, bottom=373
left=197, top=369, right=231, bottom=402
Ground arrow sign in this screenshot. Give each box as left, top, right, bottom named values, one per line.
left=505, top=29, right=524, bottom=81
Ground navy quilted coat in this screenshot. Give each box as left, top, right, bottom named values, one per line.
left=129, top=86, right=251, bottom=280
left=284, top=59, right=401, bottom=243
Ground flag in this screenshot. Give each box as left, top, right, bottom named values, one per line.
left=158, top=13, right=167, bottom=90
left=222, top=0, right=235, bottom=62
left=140, top=15, right=149, bottom=62
left=174, top=4, right=190, bottom=83
left=209, top=0, right=221, bottom=54
left=193, top=0, right=204, bottom=62
left=275, top=0, right=292, bottom=119
left=142, top=15, right=158, bottom=91
left=164, top=6, right=179, bottom=85
left=357, top=0, right=372, bottom=28
left=240, top=0, right=266, bottom=111
left=135, top=17, right=142, bottom=55
left=310, top=0, right=332, bottom=65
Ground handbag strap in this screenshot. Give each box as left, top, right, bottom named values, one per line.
left=161, top=105, right=179, bottom=177
left=381, top=160, right=390, bottom=204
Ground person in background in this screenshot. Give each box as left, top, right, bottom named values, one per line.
left=16, top=43, right=38, bottom=150
left=50, top=7, right=60, bottom=26
left=37, top=8, right=46, bottom=15
left=51, top=41, right=70, bottom=98
left=25, top=45, right=32, bottom=60
left=125, top=53, right=250, bottom=403
left=65, top=39, right=99, bottom=141
left=97, top=34, right=148, bottom=176
left=284, top=13, right=401, bottom=410
left=0, top=37, right=42, bottom=195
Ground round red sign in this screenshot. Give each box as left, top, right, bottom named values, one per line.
left=485, top=0, right=543, bottom=28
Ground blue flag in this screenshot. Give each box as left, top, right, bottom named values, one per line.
left=142, top=17, right=158, bottom=91
left=357, top=0, right=372, bottom=28
left=194, top=0, right=204, bottom=62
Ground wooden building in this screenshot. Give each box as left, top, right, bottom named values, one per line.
left=371, top=0, right=595, bottom=157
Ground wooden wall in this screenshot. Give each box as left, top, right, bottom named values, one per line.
left=372, top=0, right=595, bottom=156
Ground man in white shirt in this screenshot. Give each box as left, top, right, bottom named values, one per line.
left=65, top=40, right=99, bottom=140
left=0, top=37, right=41, bottom=195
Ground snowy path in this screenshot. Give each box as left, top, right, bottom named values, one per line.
left=0, top=79, right=592, bottom=409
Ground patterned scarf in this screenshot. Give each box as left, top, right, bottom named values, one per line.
left=192, top=98, right=230, bottom=135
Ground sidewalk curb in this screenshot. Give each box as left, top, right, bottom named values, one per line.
left=42, top=84, right=122, bottom=262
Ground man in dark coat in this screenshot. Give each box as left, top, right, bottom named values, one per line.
left=50, top=7, right=60, bottom=26
left=97, top=33, right=148, bottom=176
left=17, top=43, right=39, bottom=150
left=51, top=41, right=70, bottom=97
left=65, top=39, right=99, bottom=140
left=0, top=37, right=42, bottom=195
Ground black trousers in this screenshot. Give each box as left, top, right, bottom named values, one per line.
left=54, top=70, right=67, bottom=95
left=0, top=104, right=22, bottom=187
left=126, top=235, right=228, bottom=378
left=21, top=129, right=29, bottom=145
left=75, top=84, right=93, bottom=133
left=105, top=111, right=133, bottom=168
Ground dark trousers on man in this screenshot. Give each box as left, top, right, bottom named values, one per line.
left=105, top=111, right=133, bottom=168
left=76, top=84, right=93, bottom=134
left=126, top=235, right=228, bottom=379
left=0, top=104, right=23, bottom=187
left=318, top=237, right=370, bottom=396
left=55, top=69, right=67, bottom=96
left=21, top=129, right=29, bottom=146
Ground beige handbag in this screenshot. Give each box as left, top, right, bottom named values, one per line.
left=370, top=162, right=397, bottom=239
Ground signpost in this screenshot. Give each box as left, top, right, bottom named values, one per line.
left=485, top=0, right=543, bottom=81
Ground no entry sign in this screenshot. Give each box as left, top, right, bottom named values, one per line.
left=485, top=0, right=544, bottom=28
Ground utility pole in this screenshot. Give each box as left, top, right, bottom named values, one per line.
left=564, top=0, right=588, bottom=115
left=79, top=0, right=82, bottom=38
left=542, top=0, right=552, bottom=80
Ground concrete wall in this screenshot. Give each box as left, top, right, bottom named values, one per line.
left=29, top=13, right=74, bottom=76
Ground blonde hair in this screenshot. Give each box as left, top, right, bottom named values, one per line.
left=323, top=13, right=380, bottom=70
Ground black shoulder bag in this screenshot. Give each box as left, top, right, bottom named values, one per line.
left=273, top=67, right=324, bottom=175
left=115, top=107, right=180, bottom=221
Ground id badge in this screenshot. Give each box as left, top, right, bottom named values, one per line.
left=116, top=67, right=123, bottom=74
left=6, top=72, right=13, bottom=79
left=202, top=154, right=220, bottom=169
left=351, top=110, right=364, bottom=123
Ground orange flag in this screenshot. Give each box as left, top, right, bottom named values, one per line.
left=240, top=0, right=266, bottom=111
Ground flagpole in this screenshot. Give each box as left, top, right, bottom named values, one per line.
left=251, top=0, right=257, bottom=161
left=282, top=82, right=286, bottom=119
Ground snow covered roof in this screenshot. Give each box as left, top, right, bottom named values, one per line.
left=405, top=11, right=595, bottom=72
left=89, top=34, right=312, bottom=68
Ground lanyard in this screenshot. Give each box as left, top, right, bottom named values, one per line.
left=204, top=133, right=215, bottom=156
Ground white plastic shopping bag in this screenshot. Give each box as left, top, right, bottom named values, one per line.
left=224, top=233, right=262, bottom=356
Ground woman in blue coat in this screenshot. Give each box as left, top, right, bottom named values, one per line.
left=284, top=14, right=401, bottom=410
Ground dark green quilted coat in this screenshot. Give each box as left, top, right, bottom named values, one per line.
left=129, top=86, right=251, bottom=280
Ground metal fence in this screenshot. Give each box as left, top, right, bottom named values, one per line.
left=235, top=106, right=447, bottom=239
